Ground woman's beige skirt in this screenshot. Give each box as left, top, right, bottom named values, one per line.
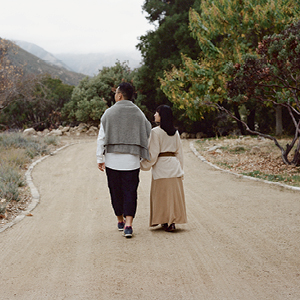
left=150, top=176, right=187, bottom=227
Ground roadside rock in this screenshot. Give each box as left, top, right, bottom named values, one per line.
left=196, top=132, right=206, bottom=139
left=23, top=128, right=36, bottom=136
left=86, top=126, right=98, bottom=136
left=181, top=132, right=189, bottom=139
left=61, top=126, right=70, bottom=133
left=48, top=129, right=63, bottom=136
left=181, top=132, right=197, bottom=139
left=207, top=145, right=222, bottom=153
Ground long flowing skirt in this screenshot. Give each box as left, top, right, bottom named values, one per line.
left=150, top=177, right=187, bottom=227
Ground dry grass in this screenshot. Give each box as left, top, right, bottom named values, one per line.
left=0, top=132, right=60, bottom=223
left=194, top=136, right=300, bottom=187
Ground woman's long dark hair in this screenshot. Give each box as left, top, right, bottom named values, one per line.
left=156, top=105, right=176, bottom=136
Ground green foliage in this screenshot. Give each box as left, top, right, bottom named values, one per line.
left=62, top=61, right=133, bottom=125
left=0, top=132, right=49, bottom=157
left=0, top=178, right=21, bottom=202
left=226, top=21, right=300, bottom=165
left=228, top=146, right=246, bottom=154
left=160, top=0, right=300, bottom=126
left=242, top=170, right=300, bottom=186
left=135, top=0, right=202, bottom=124
left=0, top=161, right=24, bottom=201
left=0, top=75, right=74, bottom=129
left=0, top=39, right=24, bottom=112
left=43, top=136, right=59, bottom=146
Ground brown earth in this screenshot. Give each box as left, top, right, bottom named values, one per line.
left=0, top=138, right=300, bottom=299
left=193, top=136, right=300, bottom=187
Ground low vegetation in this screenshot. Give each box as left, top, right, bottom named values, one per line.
left=195, top=136, right=300, bottom=187
left=0, top=132, right=59, bottom=215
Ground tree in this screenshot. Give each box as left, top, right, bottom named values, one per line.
left=160, top=0, right=300, bottom=134
left=225, top=21, right=300, bottom=166
left=135, top=0, right=202, bottom=119
left=0, top=39, right=25, bottom=111
left=0, top=38, right=54, bottom=129
left=1, top=75, right=74, bottom=129
left=62, top=61, right=133, bottom=125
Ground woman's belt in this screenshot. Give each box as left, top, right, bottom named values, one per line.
left=158, top=152, right=176, bottom=157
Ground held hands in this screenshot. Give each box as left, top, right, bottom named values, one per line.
left=98, top=163, right=105, bottom=172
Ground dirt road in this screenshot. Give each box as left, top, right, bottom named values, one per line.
left=1, top=139, right=299, bottom=299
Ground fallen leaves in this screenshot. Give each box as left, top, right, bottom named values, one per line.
left=196, top=137, right=300, bottom=186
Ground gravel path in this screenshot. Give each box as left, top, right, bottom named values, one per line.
left=0, top=139, right=299, bottom=300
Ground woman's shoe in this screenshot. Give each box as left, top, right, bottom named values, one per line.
left=165, top=223, right=175, bottom=232
left=161, top=223, right=168, bottom=229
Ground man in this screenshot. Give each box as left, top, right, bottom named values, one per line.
left=97, top=82, right=151, bottom=238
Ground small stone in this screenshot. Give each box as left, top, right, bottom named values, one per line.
left=23, top=128, right=36, bottom=136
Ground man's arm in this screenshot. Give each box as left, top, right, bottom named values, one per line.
left=96, top=122, right=105, bottom=171
left=98, top=162, right=105, bottom=172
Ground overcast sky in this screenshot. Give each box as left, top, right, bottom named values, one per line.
left=1, top=0, right=155, bottom=54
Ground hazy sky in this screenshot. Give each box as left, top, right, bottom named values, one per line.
left=1, top=0, right=155, bottom=54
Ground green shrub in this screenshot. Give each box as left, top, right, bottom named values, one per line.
left=43, top=136, right=59, bottom=146
left=0, top=162, right=23, bottom=201
left=228, top=146, right=246, bottom=153
left=0, top=132, right=55, bottom=202
left=0, top=181, right=20, bottom=202
left=25, top=141, right=49, bottom=159
left=0, top=133, right=49, bottom=158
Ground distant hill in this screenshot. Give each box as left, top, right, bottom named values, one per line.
left=15, top=40, right=73, bottom=71
left=7, top=40, right=86, bottom=86
left=54, top=52, right=142, bottom=76
left=11, top=39, right=143, bottom=78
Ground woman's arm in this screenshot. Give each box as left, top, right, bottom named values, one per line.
left=140, top=130, right=160, bottom=171
left=175, top=131, right=184, bottom=169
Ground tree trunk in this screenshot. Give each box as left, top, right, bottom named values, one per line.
left=247, top=108, right=256, bottom=132
left=275, top=106, right=283, bottom=136
left=233, top=105, right=246, bottom=135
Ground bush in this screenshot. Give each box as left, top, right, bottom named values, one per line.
left=0, top=148, right=29, bottom=167
left=43, top=136, right=59, bottom=146
left=0, top=133, right=49, bottom=157
left=0, top=132, right=54, bottom=203
left=0, top=162, right=23, bottom=201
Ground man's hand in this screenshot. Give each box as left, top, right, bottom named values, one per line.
left=98, top=163, right=105, bottom=172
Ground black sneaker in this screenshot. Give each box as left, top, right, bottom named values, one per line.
left=117, top=221, right=125, bottom=231
left=123, top=226, right=133, bottom=238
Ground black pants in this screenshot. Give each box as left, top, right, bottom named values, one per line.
left=105, top=167, right=140, bottom=218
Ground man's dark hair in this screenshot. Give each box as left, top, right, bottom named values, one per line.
left=118, top=82, right=134, bottom=100
left=156, top=105, right=176, bottom=136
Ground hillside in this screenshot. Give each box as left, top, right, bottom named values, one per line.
left=13, top=40, right=142, bottom=77
left=15, top=40, right=73, bottom=71
left=55, top=52, right=142, bottom=76
left=7, top=41, right=86, bottom=86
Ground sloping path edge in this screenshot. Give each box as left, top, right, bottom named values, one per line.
left=0, top=144, right=73, bottom=233
left=1, top=140, right=298, bottom=234
left=190, top=140, right=300, bottom=192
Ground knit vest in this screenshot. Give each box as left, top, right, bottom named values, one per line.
left=101, top=100, right=151, bottom=160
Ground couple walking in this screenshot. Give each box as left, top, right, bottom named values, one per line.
left=97, top=82, right=187, bottom=238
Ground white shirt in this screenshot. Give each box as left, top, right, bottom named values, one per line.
left=96, top=122, right=140, bottom=171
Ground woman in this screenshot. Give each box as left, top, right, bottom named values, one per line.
left=141, top=105, right=187, bottom=232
